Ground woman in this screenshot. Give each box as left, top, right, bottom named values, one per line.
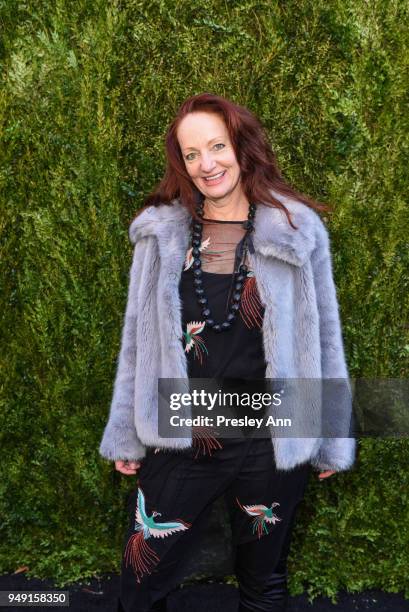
left=99, top=93, right=356, bottom=612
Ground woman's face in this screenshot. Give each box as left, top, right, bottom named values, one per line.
left=177, top=111, right=243, bottom=203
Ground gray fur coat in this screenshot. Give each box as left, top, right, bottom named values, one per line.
left=99, top=191, right=356, bottom=472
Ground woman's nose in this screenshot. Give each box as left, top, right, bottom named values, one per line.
left=200, top=152, right=217, bottom=173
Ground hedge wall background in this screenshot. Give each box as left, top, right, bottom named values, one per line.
left=1, top=0, right=408, bottom=602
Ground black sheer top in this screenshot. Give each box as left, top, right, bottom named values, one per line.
left=179, top=218, right=267, bottom=380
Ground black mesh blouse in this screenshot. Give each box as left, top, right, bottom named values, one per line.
left=179, top=218, right=267, bottom=380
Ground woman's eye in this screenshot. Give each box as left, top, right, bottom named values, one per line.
left=185, top=143, right=224, bottom=161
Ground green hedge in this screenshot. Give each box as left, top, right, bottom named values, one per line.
left=1, top=0, right=408, bottom=602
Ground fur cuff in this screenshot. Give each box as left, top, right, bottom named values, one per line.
left=310, top=437, right=357, bottom=472
left=99, top=424, right=146, bottom=463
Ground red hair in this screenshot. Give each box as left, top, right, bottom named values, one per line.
left=136, top=92, right=330, bottom=229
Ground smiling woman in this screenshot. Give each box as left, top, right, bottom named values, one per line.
left=176, top=112, right=248, bottom=220
left=99, top=92, right=356, bottom=612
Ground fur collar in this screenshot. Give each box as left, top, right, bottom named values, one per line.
left=128, top=190, right=320, bottom=267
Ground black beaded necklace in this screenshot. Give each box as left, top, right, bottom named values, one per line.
left=190, top=201, right=257, bottom=333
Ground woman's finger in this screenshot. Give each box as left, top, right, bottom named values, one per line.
left=318, top=469, right=336, bottom=479
left=115, top=460, right=141, bottom=474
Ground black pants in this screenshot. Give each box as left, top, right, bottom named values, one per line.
left=117, top=434, right=311, bottom=612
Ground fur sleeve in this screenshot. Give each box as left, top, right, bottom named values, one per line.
left=309, top=218, right=357, bottom=472
left=98, top=241, right=147, bottom=463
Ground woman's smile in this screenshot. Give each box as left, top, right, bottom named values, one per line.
left=202, top=170, right=226, bottom=186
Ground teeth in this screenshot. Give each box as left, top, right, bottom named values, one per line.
left=204, top=171, right=225, bottom=181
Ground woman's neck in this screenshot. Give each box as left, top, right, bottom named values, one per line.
left=203, top=198, right=250, bottom=221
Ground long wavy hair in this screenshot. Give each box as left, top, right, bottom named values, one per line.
left=136, top=92, right=330, bottom=229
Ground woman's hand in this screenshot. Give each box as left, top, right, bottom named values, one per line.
left=318, top=469, right=336, bottom=480
left=115, top=460, right=141, bottom=475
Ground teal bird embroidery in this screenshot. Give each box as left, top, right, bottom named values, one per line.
left=183, top=321, right=208, bottom=363
left=124, top=487, right=191, bottom=582
left=236, top=497, right=282, bottom=539
left=192, top=425, right=223, bottom=458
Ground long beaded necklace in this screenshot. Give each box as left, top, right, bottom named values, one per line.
left=190, top=201, right=257, bottom=333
